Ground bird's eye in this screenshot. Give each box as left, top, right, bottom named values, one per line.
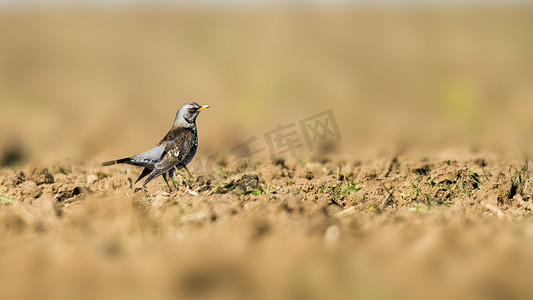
left=189, top=108, right=195, bottom=113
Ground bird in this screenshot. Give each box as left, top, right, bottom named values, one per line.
left=102, top=101, right=209, bottom=192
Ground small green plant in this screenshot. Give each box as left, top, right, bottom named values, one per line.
left=343, top=183, right=360, bottom=194
left=0, top=192, right=13, bottom=204
left=322, top=182, right=361, bottom=201
left=262, top=184, right=271, bottom=194
left=241, top=189, right=262, bottom=195
left=408, top=203, right=420, bottom=212
left=449, top=169, right=482, bottom=195
left=410, top=182, right=421, bottom=197
left=452, top=179, right=462, bottom=191
left=327, top=187, right=342, bottom=200
left=443, top=159, right=456, bottom=166
left=399, top=191, right=407, bottom=202
left=399, top=187, right=418, bottom=202
left=511, top=166, right=527, bottom=198
left=468, top=169, right=481, bottom=185
left=218, top=167, right=227, bottom=178
left=207, top=179, right=234, bottom=195
left=425, top=194, right=450, bottom=207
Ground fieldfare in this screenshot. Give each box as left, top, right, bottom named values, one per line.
left=102, top=101, right=209, bottom=192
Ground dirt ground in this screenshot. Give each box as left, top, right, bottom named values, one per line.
left=1, top=5, right=533, bottom=300
left=1, top=150, right=532, bottom=300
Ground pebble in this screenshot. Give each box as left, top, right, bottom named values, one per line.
left=324, top=225, right=341, bottom=245
left=87, top=174, right=98, bottom=185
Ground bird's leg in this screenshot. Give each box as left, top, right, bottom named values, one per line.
left=169, top=168, right=179, bottom=191
left=176, top=164, right=192, bottom=188
left=177, top=172, right=187, bottom=189
left=161, top=173, right=173, bottom=193
left=182, top=164, right=193, bottom=179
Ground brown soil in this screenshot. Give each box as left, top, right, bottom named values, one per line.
left=1, top=6, right=533, bottom=300
left=1, top=153, right=532, bottom=300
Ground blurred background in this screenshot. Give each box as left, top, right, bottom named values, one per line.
left=0, top=1, right=532, bottom=163
left=1, top=2, right=533, bottom=300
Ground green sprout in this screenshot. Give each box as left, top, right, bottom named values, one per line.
left=0, top=195, right=14, bottom=204
left=343, top=183, right=360, bottom=194
left=408, top=203, right=420, bottom=212
left=218, top=167, right=227, bottom=178
left=241, top=190, right=262, bottom=195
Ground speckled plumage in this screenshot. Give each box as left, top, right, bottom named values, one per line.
left=102, top=102, right=209, bottom=191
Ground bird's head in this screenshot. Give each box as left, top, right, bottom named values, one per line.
left=174, top=101, right=209, bottom=128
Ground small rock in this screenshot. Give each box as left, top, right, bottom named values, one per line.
left=432, top=168, right=459, bottom=184
left=55, top=186, right=88, bottom=202
left=185, top=189, right=196, bottom=196
left=13, top=171, right=25, bottom=185
left=195, top=175, right=212, bottom=188
left=512, top=193, right=524, bottom=203
left=20, top=180, right=41, bottom=199
left=29, top=168, right=54, bottom=185
left=236, top=174, right=259, bottom=191
left=30, top=187, right=42, bottom=199
left=474, top=158, right=487, bottom=167
left=412, top=163, right=431, bottom=175
left=273, top=158, right=288, bottom=169
left=87, top=174, right=98, bottom=185
left=324, top=225, right=341, bottom=245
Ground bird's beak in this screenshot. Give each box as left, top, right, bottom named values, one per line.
left=197, top=105, right=209, bottom=111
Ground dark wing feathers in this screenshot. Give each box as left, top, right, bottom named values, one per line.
left=143, top=128, right=197, bottom=186
left=157, top=126, right=190, bottom=146
left=102, top=126, right=198, bottom=188
left=166, top=128, right=197, bottom=164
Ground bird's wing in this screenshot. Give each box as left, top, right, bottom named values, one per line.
left=103, top=124, right=192, bottom=169
left=143, top=128, right=196, bottom=185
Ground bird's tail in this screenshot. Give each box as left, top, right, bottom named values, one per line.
left=102, top=158, right=130, bottom=166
